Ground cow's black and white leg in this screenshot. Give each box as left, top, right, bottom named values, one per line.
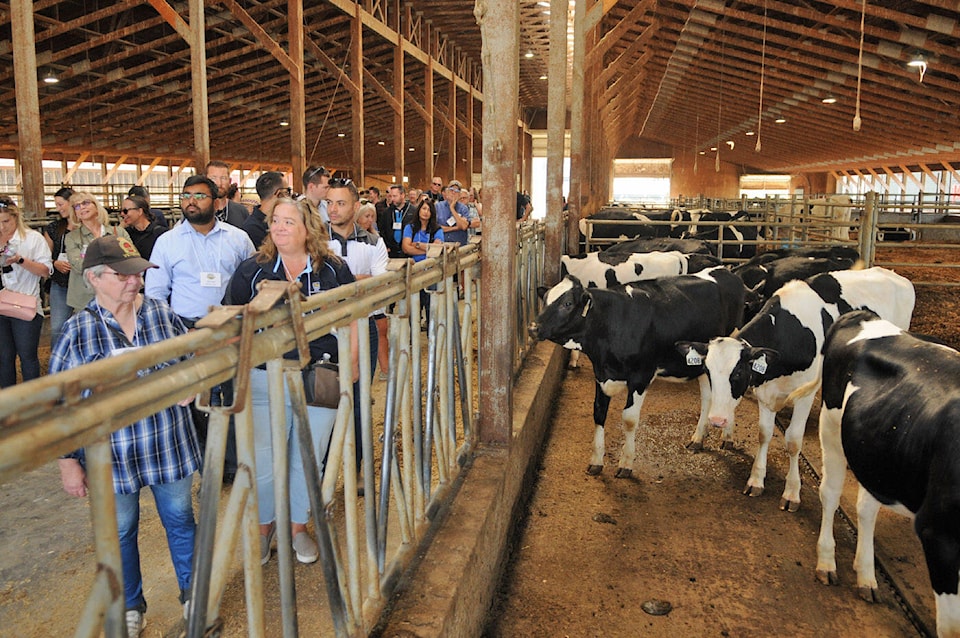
left=745, top=403, right=777, bottom=497
left=616, top=387, right=647, bottom=479
left=780, top=391, right=816, bottom=512
left=687, top=375, right=715, bottom=451
left=853, top=485, right=882, bottom=602
left=816, top=405, right=845, bottom=586
left=918, top=507, right=960, bottom=636
left=588, top=381, right=614, bottom=475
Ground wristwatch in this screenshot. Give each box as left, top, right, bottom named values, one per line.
left=17, top=256, right=24, bottom=264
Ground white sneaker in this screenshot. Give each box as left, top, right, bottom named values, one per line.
left=125, top=609, right=145, bottom=637
left=292, top=531, right=319, bottom=564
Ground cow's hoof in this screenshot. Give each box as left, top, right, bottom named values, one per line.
left=720, top=440, right=736, bottom=451
left=816, top=569, right=839, bottom=586
left=615, top=467, right=633, bottom=479
left=586, top=464, right=603, bottom=476
left=743, top=484, right=763, bottom=497
left=858, top=586, right=880, bottom=603
left=779, top=497, right=800, bottom=513
left=685, top=440, right=704, bottom=452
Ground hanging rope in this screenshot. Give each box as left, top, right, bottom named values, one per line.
left=853, top=0, right=866, bottom=131
left=694, top=115, right=699, bottom=174
left=756, top=1, right=767, bottom=152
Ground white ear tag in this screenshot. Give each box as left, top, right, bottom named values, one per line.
left=685, top=350, right=702, bottom=366
left=751, top=355, right=768, bottom=375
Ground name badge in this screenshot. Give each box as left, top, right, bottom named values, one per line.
left=200, top=271, right=222, bottom=287
left=447, top=217, right=457, bottom=226
left=112, top=346, right=141, bottom=357
left=57, top=252, right=68, bottom=262
left=393, top=222, right=402, bottom=230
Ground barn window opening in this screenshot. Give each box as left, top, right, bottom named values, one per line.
left=611, top=158, right=671, bottom=205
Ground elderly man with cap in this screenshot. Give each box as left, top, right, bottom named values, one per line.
left=51, top=235, right=201, bottom=638
left=434, top=180, right=470, bottom=246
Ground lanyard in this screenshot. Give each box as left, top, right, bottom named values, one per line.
left=189, top=226, right=224, bottom=273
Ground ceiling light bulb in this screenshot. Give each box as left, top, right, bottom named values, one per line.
left=338, top=133, right=345, bottom=138
left=524, top=51, right=534, bottom=59
left=745, top=131, right=756, bottom=136
left=408, top=147, right=415, bottom=151
left=539, top=74, right=548, bottom=80
left=377, top=140, right=385, bottom=145
left=279, top=119, right=289, bottom=127
left=908, top=52, right=927, bottom=82
left=821, top=96, right=837, bottom=104
left=42, top=70, right=59, bottom=84
left=775, top=117, right=786, bottom=124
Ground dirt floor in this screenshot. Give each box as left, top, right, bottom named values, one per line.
left=1, top=243, right=954, bottom=637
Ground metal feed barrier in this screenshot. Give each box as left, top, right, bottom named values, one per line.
left=0, top=226, right=545, bottom=637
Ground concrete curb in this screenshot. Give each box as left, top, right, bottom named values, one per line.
left=374, top=341, right=566, bottom=637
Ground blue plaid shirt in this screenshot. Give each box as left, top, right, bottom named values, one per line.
left=50, top=296, right=201, bottom=494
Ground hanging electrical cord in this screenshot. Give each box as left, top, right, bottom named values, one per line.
left=756, top=1, right=767, bottom=153
left=853, top=0, right=866, bottom=132
left=716, top=36, right=724, bottom=172
left=309, top=36, right=352, bottom=163
left=694, top=114, right=699, bottom=174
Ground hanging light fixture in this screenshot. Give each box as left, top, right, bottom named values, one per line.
left=279, top=118, right=289, bottom=127
left=908, top=52, right=927, bottom=82
left=42, top=70, right=59, bottom=84
left=821, top=96, right=837, bottom=104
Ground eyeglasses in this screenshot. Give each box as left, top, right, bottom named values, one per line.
left=432, top=182, right=442, bottom=187
left=304, top=166, right=326, bottom=184
left=179, top=192, right=211, bottom=201
left=273, top=187, right=293, bottom=199
left=101, top=271, right=143, bottom=282
left=447, top=187, right=461, bottom=193
left=73, top=200, right=95, bottom=210
left=328, top=178, right=354, bottom=188
left=119, top=207, right=139, bottom=215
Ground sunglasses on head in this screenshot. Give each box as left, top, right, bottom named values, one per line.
left=328, top=178, right=354, bottom=188
left=274, top=187, right=293, bottom=198
left=304, top=166, right=326, bottom=183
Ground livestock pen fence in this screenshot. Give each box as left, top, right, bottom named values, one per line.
left=583, top=192, right=960, bottom=287
left=0, top=223, right=546, bottom=638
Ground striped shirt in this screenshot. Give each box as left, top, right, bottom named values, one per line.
left=49, top=296, right=201, bottom=494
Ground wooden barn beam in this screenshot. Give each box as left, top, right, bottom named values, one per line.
left=351, top=2, right=365, bottom=184
left=586, top=0, right=654, bottom=67
left=567, top=0, right=588, bottom=254
left=189, top=0, right=210, bottom=168
left=136, top=158, right=163, bottom=186
left=447, top=76, right=456, bottom=181
left=289, top=0, right=306, bottom=185
left=424, top=50, right=435, bottom=182
left=102, top=156, right=129, bottom=184
left=393, top=38, right=405, bottom=182
left=477, top=0, right=519, bottom=447
left=544, top=0, right=568, bottom=285
left=62, top=153, right=90, bottom=184
left=146, top=0, right=191, bottom=39
left=219, top=0, right=297, bottom=75
left=465, top=86, right=474, bottom=186
left=585, top=0, right=619, bottom=31
left=898, top=165, right=924, bottom=191
left=11, top=0, right=44, bottom=217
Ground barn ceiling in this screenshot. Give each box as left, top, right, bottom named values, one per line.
left=1, top=0, right=958, bottom=177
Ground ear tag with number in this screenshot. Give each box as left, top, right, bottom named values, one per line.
left=751, top=355, right=768, bottom=375
left=686, top=350, right=702, bottom=366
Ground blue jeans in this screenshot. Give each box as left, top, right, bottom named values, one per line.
left=0, top=312, right=43, bottom=388
left=48, top=282, right=71, bottom=348
left=351, top=318, right=378, bottom=471
left=115, top=475, right=196, bottom=611
left=250, top=367, right=338, bottom=525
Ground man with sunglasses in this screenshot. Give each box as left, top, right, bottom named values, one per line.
left=145, top=176, right=255, bottom=482
left=302, top=165, right=331, bottom=224
left=426, top=176, right=444, bottom=202
left=242, top=171, right=289, bottom=249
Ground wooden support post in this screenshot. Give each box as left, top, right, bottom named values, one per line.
left=11, top=0, right=45, bottom=218
left=477, top=0, right=519, bottom=447
left=393, top=39, right=405, bottom=183
left=190, top=0, right=210, bottom=169
left=545, top=0, right=569, bottom=285
left=465, top=86, right=474, bottom=186
left=351, top=3, right=365, bottom=184
left=289, top=0, right=306, bottom=186
left=567, top=0, right=590, bottom=254
left=424, top=51, right=435, bottom=183
left=448, top=77, right=457, bottom=181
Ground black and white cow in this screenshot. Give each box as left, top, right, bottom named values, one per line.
left=529, top=267, right=744, bottom=477
left=814, top=310, right=960, bottom=637
left=560, top=250, right=721, bottom=288
left=739, top=245, right=860, bottom=268
left=684, top=210, right=761, bottom=260
left=578, top=209, right=675, bottom=241
left=677, top=267, right=915, bottom=511
left=602, top=236, right=714, bottom=257
left=733, top=255, right=859, bottom=321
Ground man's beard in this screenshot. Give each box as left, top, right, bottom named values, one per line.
left=185, top=207, right=215, bottom=225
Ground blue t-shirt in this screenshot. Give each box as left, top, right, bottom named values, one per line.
left=434, top=200, right=469, bottom=245
left=403, top=224, right=445, bottom=262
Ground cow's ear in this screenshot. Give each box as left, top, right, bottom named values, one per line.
left=746, top=347, right=779, bottom=378
left=537, top=285, right=549, bottom=300
left=676, top=341, right=708, bottom=370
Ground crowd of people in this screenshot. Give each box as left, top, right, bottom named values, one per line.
left=0, top=165, right=495, bottom=637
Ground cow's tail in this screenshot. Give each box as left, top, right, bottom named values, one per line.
left=777, top=377, right=821, bottom=411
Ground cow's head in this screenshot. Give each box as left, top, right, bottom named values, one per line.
left=529, top=276, right=590, bottom=348
left=677, top=337, right=779, bottom=429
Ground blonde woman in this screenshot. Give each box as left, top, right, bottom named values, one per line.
left=0, top=196, right=53, bottom=386
left=65, top=192, right=129, bottom=312
left=225, top=197, right=359, bottom=565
